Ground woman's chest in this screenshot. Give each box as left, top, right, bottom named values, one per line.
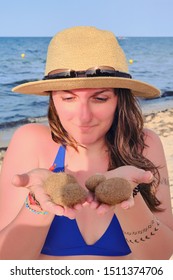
left=75, top=206, right=115, bottom=245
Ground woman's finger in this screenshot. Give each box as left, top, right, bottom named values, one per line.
left=120, top=195, right=135, bottom=210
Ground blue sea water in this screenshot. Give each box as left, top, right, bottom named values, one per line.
left=0, top=36, right=173, bottom=130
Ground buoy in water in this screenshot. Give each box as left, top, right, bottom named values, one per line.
left=129, top=59, right=133, bottom=64
left=21, top=53, right=25, bottom=58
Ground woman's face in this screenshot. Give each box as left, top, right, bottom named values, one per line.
left=52, top=88, right=118, bottom=146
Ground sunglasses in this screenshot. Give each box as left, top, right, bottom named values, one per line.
left=43, top=66, right=132, bottom=80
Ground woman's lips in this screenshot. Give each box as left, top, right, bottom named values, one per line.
left=77, top=125, right=96, bottom=132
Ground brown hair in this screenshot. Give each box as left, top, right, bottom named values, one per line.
left=48, top=89, right=162, bottom=212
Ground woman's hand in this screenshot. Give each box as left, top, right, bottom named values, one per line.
left=89, top=166, right=153, bottom=214
left=105, top=166, right=153, bottom=186
left=12, top=169, right=85, bottom=219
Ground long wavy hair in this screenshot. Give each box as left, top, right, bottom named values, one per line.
left=48, top=89, right=162, bottom=212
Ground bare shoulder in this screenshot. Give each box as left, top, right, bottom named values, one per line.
left=7, top=123, right=54, bottom=154
left=142, top=128, right=165, bottom=163
left=142, top=128, right=168, bottom=190
left=143, top=128, right=162, bottom=146
left=11, top=123, right=52, bottom=143
left=5, top=123, right=59, bottom=169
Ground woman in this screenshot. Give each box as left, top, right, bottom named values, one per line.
left=0, top=26, right=173, bottom=260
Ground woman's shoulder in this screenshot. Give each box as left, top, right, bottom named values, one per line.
left=11, top=123, right=52, bottom=144
left=5, top=123, right=60, bottom=169
left=14, top=122, right=50, bottom=134
left=142, top=128, right=165, bottom=162
left=143, top=128, right=162, bottom=146
left=7, top=123, right=58, bottom=159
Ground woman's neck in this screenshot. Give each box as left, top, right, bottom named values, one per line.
left=65, top=140, right=109, bottom=175
left=67, top=140, right=108, bottom=158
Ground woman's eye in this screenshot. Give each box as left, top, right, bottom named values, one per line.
left=94, top=97, right=108, bottom=102
left=62, top=96, right=75, bottom=101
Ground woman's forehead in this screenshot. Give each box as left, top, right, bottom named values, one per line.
left=53, top=88, right=114, bottom=94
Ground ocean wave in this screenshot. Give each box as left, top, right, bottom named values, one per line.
left=0, top=78, right=39, bottom=87
left=0, top=116, right=48, bottom=130
left=161, top=91, right=173, bottom=97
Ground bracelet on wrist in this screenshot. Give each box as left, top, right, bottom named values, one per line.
left=25, top=194, right=49, bottom=215
left=28, top=192, right=41, bottom=206
left=133, top=185, right=141, bottom=197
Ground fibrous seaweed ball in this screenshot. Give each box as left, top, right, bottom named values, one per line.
left=43, top=172, right=87, bottom=207
left=95, top=177, right=132, bottom=205
left=85, top=174, right=106, bottom=192
left=51, top=183, right=88, bottom=207
left=44, top=173, right=77, bottom=196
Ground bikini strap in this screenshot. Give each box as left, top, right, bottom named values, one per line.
left=50, top=146, right=65, bottom=173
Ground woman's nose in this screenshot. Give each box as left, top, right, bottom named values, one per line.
left=77, top=102, right=93, bottom=123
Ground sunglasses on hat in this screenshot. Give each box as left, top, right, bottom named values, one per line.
left=43, top=66, right=132, bottom=80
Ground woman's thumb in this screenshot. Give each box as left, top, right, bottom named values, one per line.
left=12, top=174, right=30, bottom=187
left=134, top=170, right=153, bottom=185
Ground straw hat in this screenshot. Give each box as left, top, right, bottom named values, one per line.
left=12, top=26, right=160, bottom=98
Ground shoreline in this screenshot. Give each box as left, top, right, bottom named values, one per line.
left=0, top=108, right=173, bottom=212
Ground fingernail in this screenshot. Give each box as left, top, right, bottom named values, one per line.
left=148, top=172, right=153, bottom=180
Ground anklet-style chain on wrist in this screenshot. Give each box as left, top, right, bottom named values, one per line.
left=123, top=216, right=160, bottom=244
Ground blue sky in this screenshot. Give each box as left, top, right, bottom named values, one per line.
left=1, top=0, right=173, bottom=37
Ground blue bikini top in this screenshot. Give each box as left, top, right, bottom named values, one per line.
left=41, top=146, right=131, bottom=256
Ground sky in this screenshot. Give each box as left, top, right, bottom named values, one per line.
left=0, top=0, right=173, bottom=37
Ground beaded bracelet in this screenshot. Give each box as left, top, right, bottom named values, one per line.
left=28, top=192, right=41, bottom=206
left=25, top=195, right=49, bottom=215
left=133, top=185, right=141, bottom=197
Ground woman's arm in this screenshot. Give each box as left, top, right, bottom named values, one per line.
left=0, top=124, right=53, bottom=259
left=0, top=124, right=85, bottom=259
left=114, top=129, right=173, bottom=259
left=0, top=203, right=55, bottom=259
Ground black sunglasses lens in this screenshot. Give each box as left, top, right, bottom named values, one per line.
left=57, top=70, right=77, bottom=78
left=99, top=70, right=115, bottom=76
left=86, top=69, right=115, bottom=77
left=43, top=71, right=76, bottom=79
left=85, top=69, right=102, bottom=76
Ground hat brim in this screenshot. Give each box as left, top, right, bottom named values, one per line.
left=12, top=77, right=160, bottom=99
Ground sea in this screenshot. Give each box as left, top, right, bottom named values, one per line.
left=0, top=36, right=173, bottom=146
